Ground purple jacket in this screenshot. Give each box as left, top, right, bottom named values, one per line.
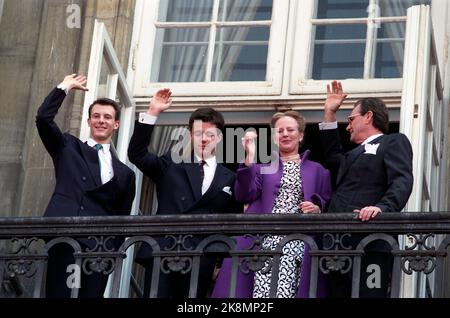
left=212, top=150, right=331, bottom=298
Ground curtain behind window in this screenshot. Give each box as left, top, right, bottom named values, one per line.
left=152, top=0, right=267, bottom=82
left=377, top=0, right=431, bottom=77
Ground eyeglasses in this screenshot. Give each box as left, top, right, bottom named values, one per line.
left=347, top=113, right=362, bottom=124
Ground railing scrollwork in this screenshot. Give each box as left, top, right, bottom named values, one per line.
left=1, top=212, right=450, bottom=298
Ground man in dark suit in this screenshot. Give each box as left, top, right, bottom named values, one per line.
left=318, top=80, right=413, bottom=298
left=128, top=89, right=238, bottom=298
left=36, top=74, right=136, bottom=298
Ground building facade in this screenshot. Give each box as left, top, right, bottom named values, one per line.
left=0, top=0, right=449, bottom=297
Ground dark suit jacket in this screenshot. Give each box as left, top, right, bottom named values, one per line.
left=36, top=88, right=135, bottom=298
left=128, top=121, right=238, bottom=260
left=319, top=128, right=413, bottom=251
left=36, top=88, right=136, bottom=220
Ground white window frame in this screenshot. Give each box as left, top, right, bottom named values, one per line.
left=289, top=0, right=411, bottom=95
left=82, top=20, right=143, bottom=298
left=80, top=21, right=135, bottom=163
left=0, top=0, right=4, bottom=25
left=131, top=0, right=289, bottom=97
left=399, top=4, right=446, bottom=299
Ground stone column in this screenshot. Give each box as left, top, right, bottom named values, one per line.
left=14, top=0, right=86, bottom=217
left=0, top=0, right=46, bottom=217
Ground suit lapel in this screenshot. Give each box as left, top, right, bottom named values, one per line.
left=187, top=164, right=231, bottom=213
left=336, top=135, right=385, bottom=185
left=336, top=144, right=365, bottom=185
left=111, top=155, right=125, bottom=186
left=198, top=164, right=229, bottom=203
left=369, top=135, right=384, bottom=145
left=80, top=142, right=102, bottom=186
left=183, top=162, right=203, bottom=201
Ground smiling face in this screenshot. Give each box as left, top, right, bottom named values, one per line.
left=274, top=116, right=303, bottom=157
left=87, top=104, right=119, bottom=143
left=191, top=120, right=222, bottom=159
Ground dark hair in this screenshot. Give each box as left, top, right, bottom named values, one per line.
left=355, top=98, right=389, bottom=134
left=88, top=98, right=120, bottom=120
left=270, top=111, right=306, bottom=133
left=188, top=107, right=225, bottom=133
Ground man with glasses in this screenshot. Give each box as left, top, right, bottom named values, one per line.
left=128, top=89, right=239, bottom=298
left=318, top=80, right=413, bottom=298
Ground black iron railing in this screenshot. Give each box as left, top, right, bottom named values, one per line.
left=0, top=212, right=449, bottom=298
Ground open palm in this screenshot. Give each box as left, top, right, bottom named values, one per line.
left=147, top=88, right=172, bottom=115
left=242, top=131, right=257, bottom=166
left=62, top=74, right=88, bottom=91
left=325, top=80, right=347, bottom=113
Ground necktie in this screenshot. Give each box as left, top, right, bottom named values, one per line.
left=199, top=160, right=206, bottom=182
left=95, top=144, right=103, bottom=152
left=95, top=144, right=103, bottom=179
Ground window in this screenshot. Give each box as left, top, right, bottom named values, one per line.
left=132, top=0, right=289, bottom=96
left=290, top=0, right=430, bottom=94
left=132, top=0, right=431, bottom=99
left=151, top=0, right=273, bottom=82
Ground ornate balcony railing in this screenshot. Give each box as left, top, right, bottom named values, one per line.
left=1, top=212, right=450, bottom=298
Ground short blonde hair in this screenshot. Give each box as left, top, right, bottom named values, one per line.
left=270, top=111, right=306, bottom=133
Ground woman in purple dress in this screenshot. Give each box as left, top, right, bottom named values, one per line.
left=212, top=111, right=331, bottom=298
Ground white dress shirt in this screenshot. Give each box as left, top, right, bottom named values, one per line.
left=361, top=134, right=383, bottom=145
left=318, top=121, right=383, bottom=145
left=57, top=82, right=69, bottom=95
left=139, top=112, right=158, bottom=125
left=318, top=121, right=338, bottom=130
left=195, top=155, right=217, bottom=195
left=87, top=138, right=114, bottom=184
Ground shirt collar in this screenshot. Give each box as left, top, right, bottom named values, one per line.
left=194, top=155, right=217, bottom=167
left=361, top=133, right=383, bottom=145
left=87, top=138, right=110, bottom=153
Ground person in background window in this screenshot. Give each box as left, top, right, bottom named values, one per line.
left=318, top=80, right=413, bottom=298
left=36, top=74, right=136, bottom=298
left=128, top=89, right=239, bottom=298
left=212, top=111, right=332, bottom=298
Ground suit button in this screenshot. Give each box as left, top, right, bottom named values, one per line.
left=180, top=196, right=186, bottom=201
left=81, top=176, right=87, bottom=181
left=80, top=206, right=85, bottom=211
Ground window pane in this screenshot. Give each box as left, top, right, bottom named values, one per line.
left=315, top=24, right=366, bottom=40
left=374, top=23, right=405, bottom=78
left=379, top=0, right=431, bottom=17
left=212, top=26, right=269, bottom=81
left=158, top=0, right=213, bottom=22
left=151, top=0, right=275, bottom=84
left=218, top=0, right=273, bottom=21
left=312, top=25, right=366, bottom=79
left=151, top=28, right=209, bottom=82
left=311, top=0, right=432, bottom=81
left=317, top=0, right=369, bottom=19
left=312, top=43, right=365, bottom=79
